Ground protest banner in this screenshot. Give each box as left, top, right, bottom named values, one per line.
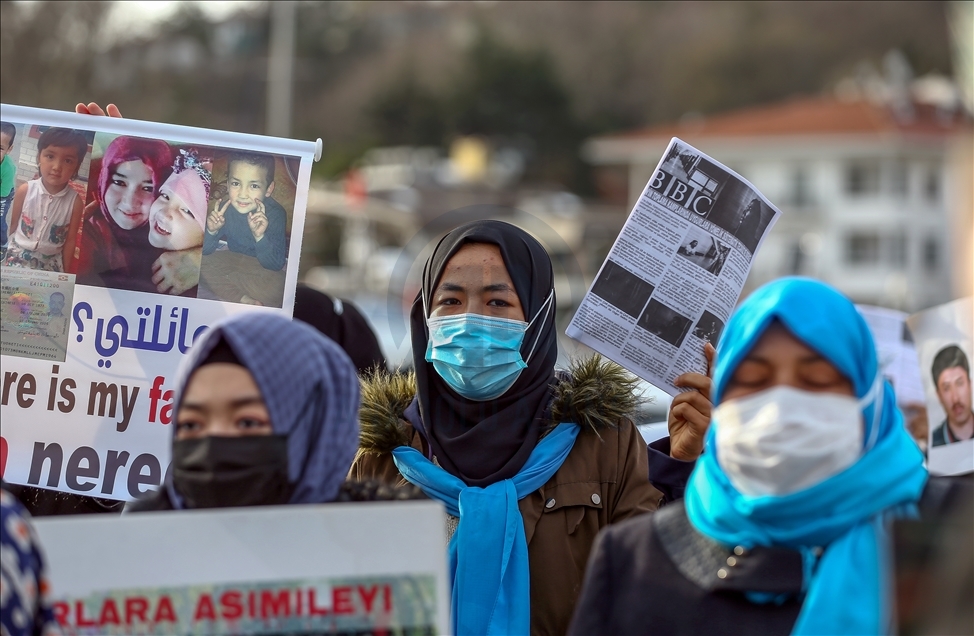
left=906, top=297, right=974, bottom=475
left=0, top=103, right=321, bottom=499
left=566, top=137, right=781, bottom=395
left=32, top=500, right=450, bottom=635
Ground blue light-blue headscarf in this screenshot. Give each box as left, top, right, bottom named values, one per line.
left=685, top=277, right=927, bottom=635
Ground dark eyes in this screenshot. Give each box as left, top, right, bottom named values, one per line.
left=175, top=419, right=202, bottom=433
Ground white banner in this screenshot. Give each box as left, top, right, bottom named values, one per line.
left=32, top=501, right=450, bottom=635
left=0, top=104, right=319, bottom=499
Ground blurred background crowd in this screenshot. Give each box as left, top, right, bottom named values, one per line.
left=2, top=0, right=972, bottom=418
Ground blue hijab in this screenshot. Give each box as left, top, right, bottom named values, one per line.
left=685, top=277, right=927, bottom=635
left=166, top=312, right=361, bottom=507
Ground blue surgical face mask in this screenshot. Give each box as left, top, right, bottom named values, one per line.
left=425, top=291, right=553, bottom=401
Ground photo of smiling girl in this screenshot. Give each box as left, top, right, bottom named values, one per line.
left=76, top=134, right=172, bottom=290
left=76, top=137, right=212, bottom=297
left=144, top=149, right=211, bottom=296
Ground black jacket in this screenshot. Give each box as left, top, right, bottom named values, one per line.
left=568, top=477, right=973, bottom=636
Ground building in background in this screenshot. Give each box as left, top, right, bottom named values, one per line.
left=585, top=87, right=971, bottom=312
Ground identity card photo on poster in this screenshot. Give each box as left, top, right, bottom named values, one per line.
left=566, top=137, right=781, bottom=395
left=907, top=297, right=974, bottom=476
left=0, top=103, right=320, bottom=501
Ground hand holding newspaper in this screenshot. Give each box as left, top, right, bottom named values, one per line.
left=567, top=138, right=781, bottom=395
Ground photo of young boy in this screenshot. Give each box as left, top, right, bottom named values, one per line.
left=0, top=121, right=19, bottom=254
left=198, top=151, right=294, bottom=307
left=3, top=127, right=89, bottom=272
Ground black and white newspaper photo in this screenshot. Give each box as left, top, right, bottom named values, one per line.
left=566, top=137, right=781, bottom=395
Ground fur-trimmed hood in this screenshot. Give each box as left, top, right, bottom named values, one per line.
left=358, top=355, right=642, bottom=455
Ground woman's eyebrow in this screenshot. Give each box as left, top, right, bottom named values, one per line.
left=435, top=283, right=465, bottom=293
left=739, top=355, right=772, bottom=366
left=797, top=354, right=829, bottom=365
left=229, top=396, right=265, bottom=408
left=179, top=396, right=265, bottom=410
left=483, top=283, right=516, bottom=293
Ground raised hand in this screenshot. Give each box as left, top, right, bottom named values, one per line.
left=207, top=198, right=230, bottom=235
left=75, top=103, right=122, bottom=117
left=247, top=199, right=268, bottom=241
left=667, top=342, right=715, bottom=461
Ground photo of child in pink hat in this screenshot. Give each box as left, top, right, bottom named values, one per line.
left=148, top=149, right=210, bottom=253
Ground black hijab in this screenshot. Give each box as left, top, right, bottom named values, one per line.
left=410, top=220, right=557, bottom=487
left=293, top=284, right=388, bottom=374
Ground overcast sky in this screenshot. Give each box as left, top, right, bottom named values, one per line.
left=105, top=1, right=262, bottom=40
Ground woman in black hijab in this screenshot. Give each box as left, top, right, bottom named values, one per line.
left=350, top=219, right=662, bottom=635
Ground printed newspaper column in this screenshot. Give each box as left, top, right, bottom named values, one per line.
left=566, top=137, right=781, bottom=395
left=0, top=103, right=320, bottom=499
left=906, top=297, right=974, bottom=475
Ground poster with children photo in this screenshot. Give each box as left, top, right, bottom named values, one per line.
left=0, top=102, right=318, bottom=502
left=74, top=133, right=211, bottom=297
left=197, top=150, right=298, bottom=308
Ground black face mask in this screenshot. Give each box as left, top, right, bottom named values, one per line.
left=171, top=435, right=294, bottom=509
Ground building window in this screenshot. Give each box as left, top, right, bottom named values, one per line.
left=845, top=233, right=880, bottom=264
left=845, top=162, right=880, bottom=196
left=889, top=160, right=909, bottom=196
left=923, top=237, right=939, bottom=271
left=888, top=233, right=907, bottom=266
left=790, top=166, right=812, bottom=207
left=924, top=168, right=940, bottom=202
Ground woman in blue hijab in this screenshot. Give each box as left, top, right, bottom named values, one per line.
left=568, top=277, right=930, bottom=635
left=127, top=312, right=361, bottom=511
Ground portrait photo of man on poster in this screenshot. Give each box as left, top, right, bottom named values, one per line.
left=930, top=345, right=974, bottom=447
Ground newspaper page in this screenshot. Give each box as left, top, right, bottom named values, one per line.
left=906, top=297, right=973, bottom=476
left=567, top=137, right=781, bottom=395
left=0, top=103, right=319, bottom=500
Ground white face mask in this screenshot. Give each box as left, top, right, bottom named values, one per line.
left=714, top=385, right=868, bottom=497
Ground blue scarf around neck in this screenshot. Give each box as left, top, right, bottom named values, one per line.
left=392, top=423, right=579, bottom=636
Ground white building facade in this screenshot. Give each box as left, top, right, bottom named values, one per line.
left=585, top=96, right=971, bottom=312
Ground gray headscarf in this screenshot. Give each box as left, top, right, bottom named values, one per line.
left=166, top=312, right=360, bottom=506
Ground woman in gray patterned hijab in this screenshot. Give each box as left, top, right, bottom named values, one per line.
left=127, top=312, right=360, bottom=511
